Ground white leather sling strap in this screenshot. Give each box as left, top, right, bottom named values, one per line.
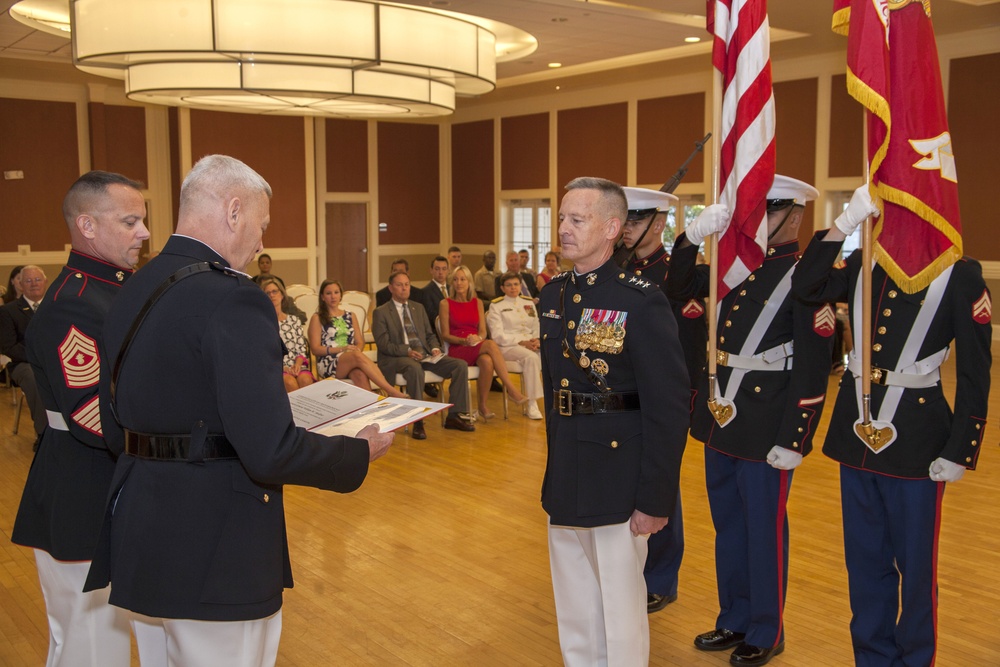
left=850, top=263, right=952, bottom=451
left=712, top=263, right=796, bottom=427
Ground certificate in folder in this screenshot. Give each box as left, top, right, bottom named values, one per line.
left=288, top=379, right=450, bottom=437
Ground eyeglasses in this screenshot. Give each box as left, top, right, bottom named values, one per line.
left=21, top=278, right=45, bottom=284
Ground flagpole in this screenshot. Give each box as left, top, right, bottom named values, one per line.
left=858, top=123, right=875, bottom=434
left=707, top=67, right=722, bottom=407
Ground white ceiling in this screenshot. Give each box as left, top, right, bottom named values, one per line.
left=1, top=1, right=998, bottom=97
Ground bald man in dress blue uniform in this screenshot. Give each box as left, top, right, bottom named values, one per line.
left=671, top=176, right=835, bottom=667
left=540, top=177, right=690, bottom=666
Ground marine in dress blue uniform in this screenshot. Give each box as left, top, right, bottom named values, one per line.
left=671, top=176, right=834, bottom=666
left=84, top=155, right=390, bottom=667
left=792, top=185, right=991, bottom=666
left=541, top=177, right=690, bottom=666
left=11, top=171, right=149, bottom=667
left=621, top=187, right=709, bottom=613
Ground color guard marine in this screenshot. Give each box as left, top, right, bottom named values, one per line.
left=792, top=184, right=991, bottom=666
left=669, top=175, right=835, bottom=667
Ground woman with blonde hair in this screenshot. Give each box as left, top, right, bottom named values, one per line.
left=439, top=265, right=528, bottom=420
left=308, top=279, right=407, bottom=398
left=261, top=278, right=314, bottom=393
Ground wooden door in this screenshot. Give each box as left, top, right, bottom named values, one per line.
left=325, top=202, right=368, bottom=292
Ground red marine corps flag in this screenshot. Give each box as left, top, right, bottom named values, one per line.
left=707, top=0, right=776, bottom=297
left=833, top=0, right=962, bottom=292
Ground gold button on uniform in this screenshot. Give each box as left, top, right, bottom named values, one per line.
left=573, top=294, right=582, bottom=303
left=966, top=457, right=972, bottom=463
left=635, top=270, right=642, bottom=276
left=568, top=321, right=575, bottom=330
left=748, top=275, right=756, bottom=282
left=792, top=442, right=799, bottom=448
left=719, top=336, right=726, bottom=344
left=878, top=326, right=886, bottom=334
left=263, top=494, right=270, bottom=503
left=75, top=273, right=83, bottom=278
left=618, top=273, right=626, bottom=279
left=883, top=308, right=892, bottom=316
left=888, top=290, right=898, bottom=298
left=972, top=440, right=978, bottom=446
left=976, top=423, right=982, bottom=430
left=797, top=427, right=804, bottom=433
left=801, top=413, right=808, bottom=418
left=754, top=386, right=761, bottom=393
left=560, top=379, right=569, bottom=387
left=733, top=305, right=740, bottom=311
left=873, top=343, right=882, bottom=352
left=918, top=397, right=926, bottom=404
left=611, top=440, right=619, bottom=449
left=725, top=320, right=732, bottom=328
left=740, top=290, right=747, bottom=296
left=767, top=247, right=775, bottom=256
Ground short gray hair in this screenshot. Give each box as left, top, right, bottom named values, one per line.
left=565, top=177, right=628, bottom=221
left=180, top=155, right=272, bottom=214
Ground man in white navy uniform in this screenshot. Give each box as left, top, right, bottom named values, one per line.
left=486, top=271, right=544, bottom=420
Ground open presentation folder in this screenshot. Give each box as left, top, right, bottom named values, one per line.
left=288, top=379, right=451, bottom=437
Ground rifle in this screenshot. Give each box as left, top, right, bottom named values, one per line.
left=612, top=133, right=712, bottom=268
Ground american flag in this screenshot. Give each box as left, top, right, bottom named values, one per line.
left=707, top=0, right=776, bottom=297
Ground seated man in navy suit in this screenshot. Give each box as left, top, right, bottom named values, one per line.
left=372, top=270, right=474, bottom=440
left=0, top=265, right=48, bottom=442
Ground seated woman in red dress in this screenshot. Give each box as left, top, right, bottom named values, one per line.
left=439, top=265, right=528, bottom=420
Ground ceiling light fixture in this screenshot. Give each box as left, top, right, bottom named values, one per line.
left=65, top=0, right=535, bottom=118
left=9, top=0, right=71, bottom=36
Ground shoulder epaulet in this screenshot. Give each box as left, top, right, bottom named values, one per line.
left=618, top=272, right=657, bottom=294
left=491, top=295, right=505, bottom=303
left=209, top=262, right=251, bottom=282
left=517, top=294, right=534, bottom=301
left=548, top=271, right=571, bottom=284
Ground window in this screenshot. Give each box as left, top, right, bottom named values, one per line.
left=666, top=195, right=706, bottom=252
left=501, top=199, right=551, bottom=269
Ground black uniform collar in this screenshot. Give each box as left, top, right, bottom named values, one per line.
left=627, top=245, right=668, bottom=270
left=163, top=234, right=230, bottom=267
left=570, top=258, right=621, bottom=290
left=67, top=250, right=134, bottom=286
left=764, top=239, right=799, bottom=260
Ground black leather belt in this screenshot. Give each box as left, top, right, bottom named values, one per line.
left=124, top=430, right=238, bottom=461
left=557, top=390, right=640, bottom=416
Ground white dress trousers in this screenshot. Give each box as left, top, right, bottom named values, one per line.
left=548, top=521, right=650, bottom=667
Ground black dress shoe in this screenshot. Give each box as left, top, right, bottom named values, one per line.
left=443, top=415, right=475, bottom=432
left=730, top=641, right=783, bottom=666
left=694, top=628, right=746, bottom=652
left=646, top=592, right=678, bottom=613
left=424, top=384, right=439, bottom=398
left=411, top=420, right=427, bottom=440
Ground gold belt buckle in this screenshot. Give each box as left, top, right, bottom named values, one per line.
left=870, top=367, right=886, bottom=385
left=716, top=350, right=729, bottom=367
left=558, top=389, right=573, bottom=416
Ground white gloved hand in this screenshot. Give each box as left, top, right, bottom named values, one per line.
left=834, top=185, right=880, bottom=236
left=929, top=457, right=966, bottom=483
left=685, top=204, right=732, bottom=246
left=766, top=446, right=803, bottom=470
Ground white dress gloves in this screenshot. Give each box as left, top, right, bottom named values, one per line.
left=834, top=185, right=880, bottom=236
left=685, top=204, right=732, bottom=246
left=766, top=446, right=803, bottom=471
left=929, top=457, right=966, bottom=483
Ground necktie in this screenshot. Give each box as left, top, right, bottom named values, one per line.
left=440, top=283, right=447, bottom=297
left=403, top=303, right=425, bottom=352
left=30, top=302, right=37, bottom=311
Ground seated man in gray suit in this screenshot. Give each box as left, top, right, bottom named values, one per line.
left=371, top=270, right=475, bottom=440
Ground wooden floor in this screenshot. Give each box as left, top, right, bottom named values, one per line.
left=2, top=348, right=1000, bottom=666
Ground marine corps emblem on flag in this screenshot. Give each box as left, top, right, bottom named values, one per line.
left=973, top=289, right=992, bottom=325
left=59, top=326, right=100, bottom=388
left=814, top=304, right=836, bottom=337
left=681, top=299, right=705, bottom=319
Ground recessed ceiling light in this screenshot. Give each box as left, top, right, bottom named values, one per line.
left=684, top=36, right=701, bottom=43
left=548, top=63, right=562, bottom=68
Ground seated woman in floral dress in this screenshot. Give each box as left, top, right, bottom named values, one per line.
left=439, top=265, right=528, bottom=420
left=307, top=279, right=406, bottom=398
left=262, top=279, right=314, bottom=393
